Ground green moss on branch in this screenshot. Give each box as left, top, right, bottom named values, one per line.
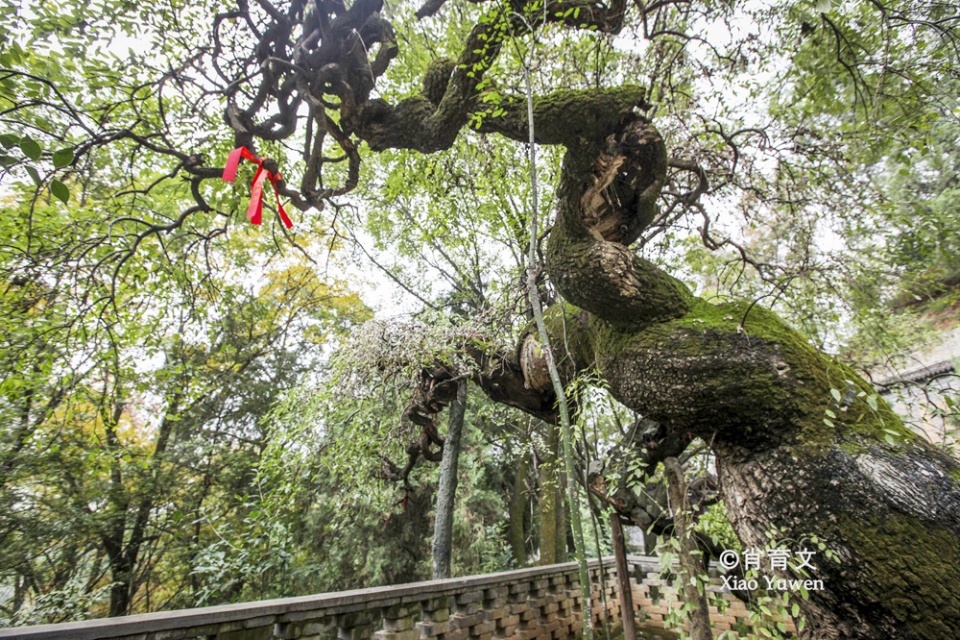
left=479, top=85, right=647, bottom=146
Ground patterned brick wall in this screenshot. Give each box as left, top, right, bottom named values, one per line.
left=0, top=557, right=796, bottom=640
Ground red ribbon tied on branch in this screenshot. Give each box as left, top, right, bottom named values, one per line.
left=222, top=146, right=294, bottom=229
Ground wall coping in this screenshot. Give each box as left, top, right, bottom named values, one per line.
left=0, top=558, right=623, bottom=640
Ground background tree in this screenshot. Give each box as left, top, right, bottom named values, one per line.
left=0, top=147, right=369, bottom=621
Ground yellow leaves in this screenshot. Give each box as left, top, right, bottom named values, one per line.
left=260, top=263, right=372, bottom=340
left=115, top=407, right=155, bottom=450
left=44, top=394, right=154, bottom=451
left=262, top=263, right=323, bottom=303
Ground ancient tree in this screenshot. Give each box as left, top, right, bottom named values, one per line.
left=7, top=0, right=960, bottom=636
left=212, top=1, right=960, bottom=635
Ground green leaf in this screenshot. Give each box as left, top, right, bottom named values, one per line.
left=51, top=179, right=70, bottom=203
left=0, top=134, right=18, bottom=148
left=53, top=147, right=74, bottom=169
left=25, top=165, right=41, bottom=185
left=20, top=137, right=42, bottom=161
left=866, top=394, right=879, bottom=411
left=830, top=388, right=841, bottom=402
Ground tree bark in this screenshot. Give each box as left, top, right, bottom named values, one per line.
left=432, top=380, right=466, bottom=579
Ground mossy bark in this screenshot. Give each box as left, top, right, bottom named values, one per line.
left=518, top=284, right=960, bottom=638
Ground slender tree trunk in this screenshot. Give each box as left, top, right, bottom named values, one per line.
left=102, top=399, right=132, bottom=617
left=610, top=512, right=637, bottom=640
left=13, top=574, right=24, bottom=617
left=432, top=380, right=466, bottom=579
left=521, top=63, right=590, bottom=639
left=664, top=458, right=712, bottom=640
left=539, top=424, right=562, bottom=565
left=104, top=388, right=182, bottom=616
left=539, top=467, right=558, bottom=564
left=107, top=557, right=133, bottom=617
left=509, top=452, right=530, bottom=567
left=554, top=436, right=568, bottom=564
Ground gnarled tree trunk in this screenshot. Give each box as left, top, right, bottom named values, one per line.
left=513, top=103, right=960, bottom=640
left=360, top=83, right=960, bottom=638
